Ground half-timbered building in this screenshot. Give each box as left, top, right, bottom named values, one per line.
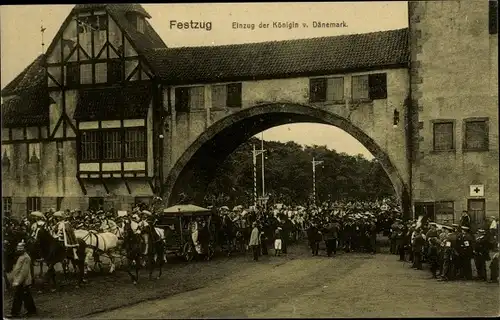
left=2, top=4, right=165, bottom=214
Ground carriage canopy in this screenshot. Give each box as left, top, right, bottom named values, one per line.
left=162, top=204, right=211, bottom=216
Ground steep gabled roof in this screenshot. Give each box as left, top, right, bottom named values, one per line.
left=145, top=28, right=409, bottom=85
left=105, top=4, right=166, bottom=55
left=1, top=55, right=46, bottom=96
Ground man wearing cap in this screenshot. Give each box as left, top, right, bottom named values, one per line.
left=457, top=225, right=475, bottom=280
left=459, top=210, right=471, bottom=229
left=438, top=225, right=459, bottom=281
left=54, top=211, right=79, bottom=260
left=474, top=229, right=490, bottom=281
left=8, top=241, right=37, bottom=318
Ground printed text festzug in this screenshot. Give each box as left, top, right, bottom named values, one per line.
left=170, top=20, right=212, bottom=31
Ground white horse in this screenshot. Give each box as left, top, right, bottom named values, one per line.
left=74, top=229, right=120, bottom=274
left=102, top=219, right=168, bottom=266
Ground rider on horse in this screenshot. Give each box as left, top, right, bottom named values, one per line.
left=53, top=211, right=79, bottom=259
left=29, top=211, right=46, bottom=241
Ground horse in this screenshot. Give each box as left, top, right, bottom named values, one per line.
left=35, top=227, right=86, bottom=291
left=121, top=220, right=165, bottom=284
left=74, top=229, right=120, bottom=274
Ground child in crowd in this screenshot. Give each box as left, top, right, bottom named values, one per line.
left=274, top=226, right=283, bottom=256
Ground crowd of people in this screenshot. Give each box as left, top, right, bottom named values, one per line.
left=389, top=213, right=499, bottom=283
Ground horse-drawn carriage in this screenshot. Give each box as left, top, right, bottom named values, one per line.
left=156, top=204, right=215, bottom=262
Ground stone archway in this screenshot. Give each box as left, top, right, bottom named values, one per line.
left=163, top=102, right=411, bottom=216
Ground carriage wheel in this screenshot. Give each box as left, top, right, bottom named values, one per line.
left=183, top=243, right=194, bottom=262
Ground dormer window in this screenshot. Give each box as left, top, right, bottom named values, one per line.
left=137, top=16, right=145, bottom=33
left=126, top=12, right=146, bottom=33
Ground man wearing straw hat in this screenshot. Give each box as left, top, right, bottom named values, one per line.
left=7, top=240, right=37, bottom=318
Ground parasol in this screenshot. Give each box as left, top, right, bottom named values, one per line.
left=117, top=211, right=128, bottom=217
left=53, top=211, right=65, bottom=218
left=30, top=211, right=45, bottom=219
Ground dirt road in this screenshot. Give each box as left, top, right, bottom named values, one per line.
left=89, top=246, right=499, bottom=318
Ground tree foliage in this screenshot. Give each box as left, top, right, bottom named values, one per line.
left=204, top=137, right=394, bottom=208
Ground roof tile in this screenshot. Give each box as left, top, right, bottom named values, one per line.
left=1, top=87, right=51, bottom=128
left=145, top=28, right=409, bottom=84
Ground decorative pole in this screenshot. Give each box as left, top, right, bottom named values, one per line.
left=252, top=142, right=266, bottom=208
left=261, top=132, right=265, bottom=200
left=312, top=157, right=323, bottom=205
left=253, top=144, right=257, bottom=207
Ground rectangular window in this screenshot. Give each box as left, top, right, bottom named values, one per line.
left=368, top=73, right=387, bottom=100
left=108, top=60, right=123, bottom=84
left=80, top=131, right=101, bottom=161
left=468, top=199, right=486, bottom=228
left=352, top=73, right=387, bottom=101
left=227, top=83, right=242, bottom=108
left=433, top=122, right=454, bottom=151
left=27, top=143, right=41, bottom=163
left=95, top=62, right=107, bottom=84
left=124, top=128, right=146, bottom=160
left=414, top=202, right=435, bottom=222
left=326, top=77, right=344, bottom=102
left=309, top=78, right=327, bottom=102
left=136, top=16, right=145, bottom=33
left=2, top=145, right=12, bottom=166
left=102, top=130, right=121, bottom=160
left=2, top=197, right=12, bottom=215
left=80, top=64, right=93, bottom=84
left=89, top=197, right=104, bottom=211
left=464, top=120, right=488, bottom=151
left=78, top=15, right=107, bottom=33
left=66, top=63, right=80, bottom=86
left=490, top=0, right=498, bottom=34
left=27, top=197, right=41, bottom=213
left=212, top=85, right=227, bottom=109
left=352, top=75, right=370, bottom=101
left=80, top=129, right=147, bottom=161
left=56, top=197, right=64, bottom=211
left=175, top=87, right=190, bottom=112
left=188, top=86, right=205, bottom=110
left=435, top=201, right=454, bottom=224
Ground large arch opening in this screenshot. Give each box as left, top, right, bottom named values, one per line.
left=163, top=103, right=411, bottom=218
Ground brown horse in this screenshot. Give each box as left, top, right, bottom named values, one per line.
left=35, top=227, right=86, bottom=291
left=122, top=221, right=165, bottom=284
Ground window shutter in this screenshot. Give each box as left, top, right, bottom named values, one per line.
left=352, top=75, right=370, bottom=101
left=309, top=78, right=327, bottom=102
left=227, top=83, right=242, bottom=108
left=490, top=1, right=498, bottom=35
left=212, top=85, right=227, bottom=109
left=326, top=77, right=344, bottom=102
left=175, top=87, right=189, bottom=112
left=368, top=73, right=387, bottom=100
